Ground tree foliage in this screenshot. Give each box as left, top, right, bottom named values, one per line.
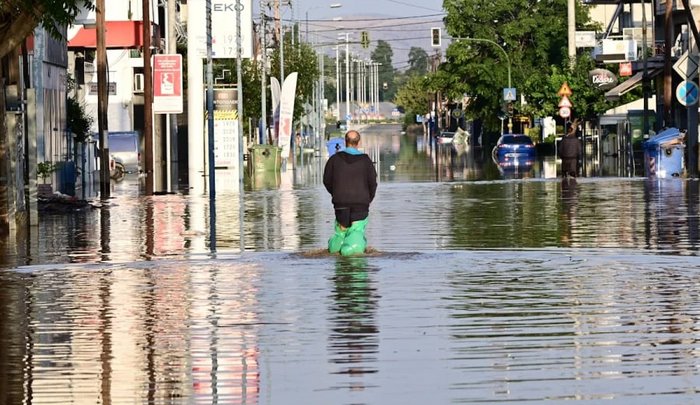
left=371, top=40, right=395, bottom=101
left=440, top=0, right=598, bottom=131
left=0, top=0, right=93, bottom=59
left=268, top=32, right=320, bottom=119
left=394, top=75, right=432, bottom=126
left=217, top=31, right=319, bottom=128
left=406, top=47, right=429, bottom=77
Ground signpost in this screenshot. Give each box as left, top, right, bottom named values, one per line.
left=557, top=82, right=573, bottom=120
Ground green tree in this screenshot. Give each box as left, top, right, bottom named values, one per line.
left=441, top=0, right=597, bottom=132
left=323, top=54, right=337, bottom=109
left=218, top=31, right=320, bottom=131
left=371, top=40, right=395, bottom=101
left=0, top=1, right=92, bottom=59
left=394, top=76, right=432, bottom=127
left=522, top=54, right=631, bottom=122
left=406, top=47, right=429, bottom=77
left=268, top=32, right=320, bottom=119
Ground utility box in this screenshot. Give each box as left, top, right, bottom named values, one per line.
left=248, top=145, right=281, bottom=174
left=643, top=128, right=685, bottom=178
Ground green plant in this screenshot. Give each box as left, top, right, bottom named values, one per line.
left=37, top=161, right=56, bottom=183
left=66, top=96, right=93, bottom=143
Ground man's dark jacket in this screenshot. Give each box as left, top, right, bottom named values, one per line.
left=323, top=151, right=377, bottom=226
left=559, top=135, right=581, bottom=176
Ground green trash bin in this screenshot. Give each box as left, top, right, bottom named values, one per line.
left=248, top=144, right=282, bottom=174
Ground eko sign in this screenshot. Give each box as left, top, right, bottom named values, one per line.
left=196, top=0, right=253, bottom=59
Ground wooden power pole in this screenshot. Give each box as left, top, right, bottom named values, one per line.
left=143, top=0, right=154, bottom=195
left=96, top=0, right=110, bottom=199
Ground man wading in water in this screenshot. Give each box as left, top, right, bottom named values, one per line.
left=323, top=130, right=377, bottom=256
left=560, top=119, right=582, bottom=180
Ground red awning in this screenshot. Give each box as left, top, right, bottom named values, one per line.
left=68, top=21, right=146, bottom=49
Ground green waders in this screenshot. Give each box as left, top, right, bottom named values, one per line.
left=328, top=217, right=369, bottom=256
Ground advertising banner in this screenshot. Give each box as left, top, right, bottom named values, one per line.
left=278, top=72, right=298, bottom=159
left=153, top=54, right=183, bottom=113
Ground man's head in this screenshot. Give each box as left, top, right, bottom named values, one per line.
left=345, top=130, right=361, bottom=147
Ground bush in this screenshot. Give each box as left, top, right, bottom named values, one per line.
left=37, top=161, right=56, bottom=183
left=66, top=97, right=93, bottom=143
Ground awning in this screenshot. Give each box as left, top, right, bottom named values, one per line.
left=68, top=21, right=146, bottom=49
left=605, top=68, right=662, bottom=100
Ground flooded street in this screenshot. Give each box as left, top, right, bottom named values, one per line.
left=1, top=124, right=699, bottom=404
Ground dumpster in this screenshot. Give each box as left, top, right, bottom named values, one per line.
left=327, top=137, right=345, bottom=156
left=642, top=127, right=685, bottom=178
left=248, top=144, right=282, bottom=174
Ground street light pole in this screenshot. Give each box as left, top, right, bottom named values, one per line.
left=450, top=36, right=512, bottom=132
left=345, top=33, right=350, bottom=123
left=336, top=45, right=341, bottom=121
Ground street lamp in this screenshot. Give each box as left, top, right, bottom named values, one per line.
left=305, top=3, right=342, bottom=41
left=449, top=36, right=513, bottom=132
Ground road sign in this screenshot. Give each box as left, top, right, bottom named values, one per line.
left=676, top=80, right=699, bottom=106
left=673, top=51, right=699, bottom=81
left=557, top=82, right=572, bottom=97
left=503, top=87, right=516, bottom=101
left=559, top=106, right=571, bottom=118
left=558, top=96, right=572, bottom=108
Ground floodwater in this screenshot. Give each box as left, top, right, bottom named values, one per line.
left=1, top=124, right=699, bottom=404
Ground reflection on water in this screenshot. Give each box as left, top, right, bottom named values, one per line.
left=328, top=257, right=379, bottom=386
left=2, top=252, right=699, bottom=403
left=1, top=125, right=699, bottom=403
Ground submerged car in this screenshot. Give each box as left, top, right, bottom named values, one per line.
left=437, top=131, right=455, bottom=145
left=108, top=131, right=140, bottom=178
left=493, top=134, right=536, bottom=160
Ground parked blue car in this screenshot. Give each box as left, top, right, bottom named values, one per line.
left=492, top=134, right=536, bottom=161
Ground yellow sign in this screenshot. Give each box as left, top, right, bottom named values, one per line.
left=557, top=82, right=572, bottom=97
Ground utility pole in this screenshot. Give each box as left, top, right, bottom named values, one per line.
left=567, top=0, right=576, bottom=65
left=260, top=0, right=268, bottom=143
left=273, top=0, right=281, bottom=43
left=167, top=0, right=178, bottom=191
left=143, top=0, right=154, bottom=195
left=664, top=0, right=673, bottom=126
left=642, top=0, right=649, bottom=139
left=96, top=0, right=110, bottom=199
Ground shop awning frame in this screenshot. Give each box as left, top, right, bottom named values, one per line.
left=68, top=21, right=152, bottom=49
left=604, top=68, right=663, bottom=100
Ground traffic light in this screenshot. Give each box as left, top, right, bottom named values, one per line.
left=360, top=31, right=370, bottom=49
left=431, top=27, right=441, bottom=47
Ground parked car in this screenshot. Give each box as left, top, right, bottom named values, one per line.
left=106, top=131, right=140, bottom=179
left=492, top=134, right=536, bottom=161
left=437, top=131, right=455, bottom=145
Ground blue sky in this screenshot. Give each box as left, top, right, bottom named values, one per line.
left=294, top=0, right=444, bottom=19
left=254, top=0, right=447, bottom=70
